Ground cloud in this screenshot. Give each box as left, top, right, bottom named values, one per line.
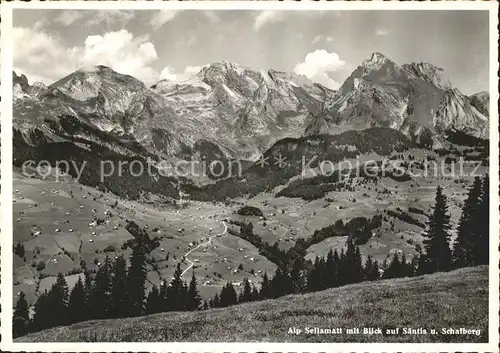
left=185, top=34, right=197, bottom=47
left=294, top=49, right=346, bottom=90
left=253, top=11, right=285, bottom=30
left=149, top=10, right=179, bottom=30
left=13, top=27, right=69, bottom=83
left=312, top=35, right=335, bottom=44
left=33, top=19, right=48, bottom=31
left=254, top=11, right=336, bottom=31
left=54, top=10, right=85, bottom=26
left=159, top=65, right=202, bottom=81
left=13, top=27, right=161, bottom=85
left=203, top=11, right=220, bottom=24
left=376, top=27, right=390, bottom=36
left=32, top=10, right=135, bottom=29
left=85, top=10, right=136, bottom=27
left=78, top=30, right=158, bottom=83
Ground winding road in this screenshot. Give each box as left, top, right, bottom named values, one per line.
left=180, top=221, right=228, bottom=278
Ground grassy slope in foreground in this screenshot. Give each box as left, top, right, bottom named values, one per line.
left=18, top=266, right=488, bottom=343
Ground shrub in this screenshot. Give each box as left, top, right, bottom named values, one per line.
left=237, top=206, right=264, bottom=217
left=36, top=261, right=46, bottom=271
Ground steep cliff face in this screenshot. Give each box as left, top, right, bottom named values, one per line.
left=469, top=91, right=490, bottom=117
left=305, top=53, right=489, bottom=142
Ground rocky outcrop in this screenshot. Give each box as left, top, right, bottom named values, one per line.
left=305, top=53, right=489, bottom=142
left=469, top=91, right=489, bottom=117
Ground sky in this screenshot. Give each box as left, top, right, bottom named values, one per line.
left=13, top=9, right=490, bottom=94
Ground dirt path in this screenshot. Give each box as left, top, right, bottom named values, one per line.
left=180, top=221, right=228, bottom=278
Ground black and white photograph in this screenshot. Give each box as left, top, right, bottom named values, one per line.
left=1, top=1, right=498, bottom=351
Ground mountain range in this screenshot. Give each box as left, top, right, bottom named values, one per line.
left=13, top=52, right=489, bottom=172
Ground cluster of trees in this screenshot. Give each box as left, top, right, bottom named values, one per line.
left=205, top=238, right=419, bottom=309
left=14, top=243, right=26, bottom=259
left=236, top=205, right=264, bottom=217
left=230, top=215, right=381, bottom=272
left=452, top=175, right=489, bottom=268
left=144, top=264, right=201, bottom=314
left=419, top=175, right=489, bottom=273
left=13, top=246, right=201, bottom=338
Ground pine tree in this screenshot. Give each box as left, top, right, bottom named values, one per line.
left=219, top=282, right=238, bottom=307
left=307, top=256, right=322, bottom=292
left=167, top=263, right=188, bottom=311
left=67, top=276, right=87, bottom=324
left=83, top=269, right=93, bottom=311
left=353, top=246, right=363, bottom=282
left=251, top=285, right=259, bottom=301
left=145, top=285, right=162, bottom=314
left=400, top=252, right=408, bottom=277
left=344, top=239, right=363, bottom=283
left=32, top=290, right=51, bottom=332
left=363, top=254, right=380, bottom=281
left=127, top=245, right=147, bottom=316
left=384, top=253, right=401, bottom=279
left=316, top=257, right=327, bottom=290
left=14, top=243, right=25, bottom=258
left=332, top=249, right=341, bottom=287
left=13, top=292, right=30, bottom=338
left=187, top=272, right=201, bottom=310
left=475, top=175, right=489, bottom=265
left=421, top=186, right=452, bottom=273
left=159, top=279, right=169, bottom=311
left=370, top=258, right=380, bottom=281
left=453, top=177, right=482, bottom=267
left=338, top=247, right=348, bottom=285
left=48, top=273, right=70, bottom=327
left=399, top=252, right=414, bottom=278
left=259, top=272, right=271, bottom=299
left=270, top=267, right=292, bottom=298
left=324, top=250, right=335, bottom=288
left=289, top=257, right=305, bottom=293
left=239, top=278, right=252, bottom=303
left=109, top=255, right=129, bottom=318
left=212, top=293, right=220, bottom=308
left=90, top=258, right=112, bottom=319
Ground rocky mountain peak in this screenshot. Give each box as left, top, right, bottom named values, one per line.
left=361, top=52, right=391, bottom=72
left=469, top=91, right=489, bottom=116
left=307, top=53, right=488, bottom=141
left=48, top=65, right=147, bottom=102
left=403, top=62, right=452, bottom=90
left=13, top=71, right=30, bottom=94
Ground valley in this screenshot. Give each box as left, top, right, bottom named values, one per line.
left=13, top=143, right=488, bottom=308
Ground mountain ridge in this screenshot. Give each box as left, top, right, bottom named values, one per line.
left=304, top=53, right=488, bottom=144
left=13, top=53, right=489, bottom=168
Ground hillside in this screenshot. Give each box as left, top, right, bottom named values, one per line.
left=17, top=266, right=488, bottom=343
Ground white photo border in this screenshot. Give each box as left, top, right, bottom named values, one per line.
left=1, top=1, right=498, bottom=352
